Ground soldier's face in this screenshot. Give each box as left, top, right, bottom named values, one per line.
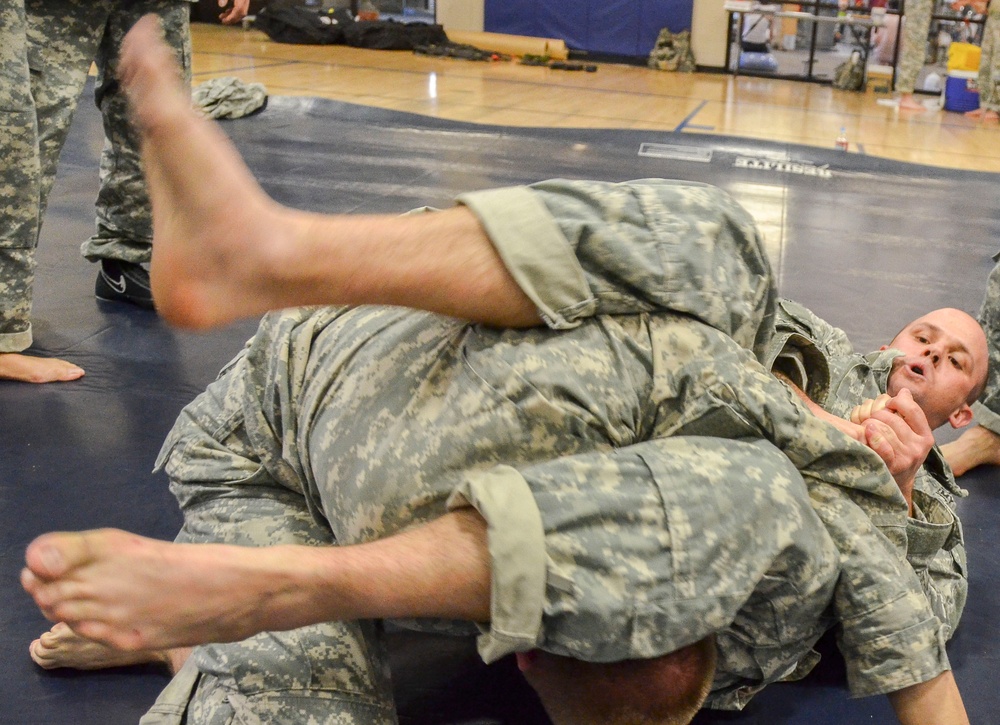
left=884, top=308, right=987, bottom=430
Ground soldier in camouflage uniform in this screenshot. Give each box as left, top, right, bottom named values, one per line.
left=0, top=0, right=112, bottom=383
left=84, top=0, right=197, bottom=310
left=965, top=0, right=1000, bottom=121
left=24, top=27, right=981, bottom=723
left=0, top=1, right=246, bottom=383
left=25, top=179, right=980, bottom=724
left=83, top=1, right=250, bottom=307
left=763, top=299, right=976, bottom=644
left=895, top=0, right=934, bottom=111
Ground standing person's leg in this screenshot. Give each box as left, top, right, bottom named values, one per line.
left=895, top=0, right=933, bottom=111
left=85, top=1, right=191, bottom=310
left=942, top=259, right=1000, bottom=475
left=967, top=12, right=1000, bottom=121
left=0, top=0, right=110, bottom=383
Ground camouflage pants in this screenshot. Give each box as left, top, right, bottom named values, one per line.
left=977, top=9, right=1000, bottom=113
left=0, top=0, right=188, bottom=353
left=141, top=293, right=836, bottom=723
left=973, top=256, right=1000, bottom=432
left=895, top=0, right=933, bottom=94
left=80, top=0, right=192, bottom=265
left=0, top=0, right=114, bottom=352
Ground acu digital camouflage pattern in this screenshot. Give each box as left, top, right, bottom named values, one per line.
left=148, top=179, right=947, bottom=721
left=0, top=0, right=191, bottom=353
left=895, top=0, right=934, bottom=93
left=766, top=298, right=968, bottom=641
left=648, top=28, right=696, bottom=72
left=977, top=6, right=1000, bottom=114
left=972, top=257, right=1000, bottom=432
left=0, top=0, right=113, bottom=352
left=81, top=0, right=193, bottom=265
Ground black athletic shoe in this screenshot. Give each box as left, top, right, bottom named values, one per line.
left=95, top=259, right=155, bottom=310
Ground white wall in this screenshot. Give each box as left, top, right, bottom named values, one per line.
left=437, top=0, right=484, bottom=32
left=691, top=0, right=727, bottom=68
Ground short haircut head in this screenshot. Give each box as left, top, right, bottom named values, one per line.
left=520, top=637, right=717, bottom=725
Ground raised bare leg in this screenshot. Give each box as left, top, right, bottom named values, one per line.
left=0, top=352, right=84, bottom=383
left=940, top=425, right=1000, bottom=476
left=118, top=17, right=537, bottom=330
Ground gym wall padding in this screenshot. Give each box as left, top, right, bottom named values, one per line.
left=484, top=0, right=694, bottom=57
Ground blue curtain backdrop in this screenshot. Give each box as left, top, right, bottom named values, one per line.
left=484, top=0, right=694, bottom=57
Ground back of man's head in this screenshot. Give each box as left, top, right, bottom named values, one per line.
left=517, top=637, right=716, bottom=725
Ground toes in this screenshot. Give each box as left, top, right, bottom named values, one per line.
left=25, top=530, right=110, bottom=580
left=24, top=536, right=71, bottom=579
left=29, top=640, right=50, bottom=668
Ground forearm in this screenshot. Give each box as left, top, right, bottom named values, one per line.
left=268, top=508, right=493, bottom=631
left=281, top=206, right=542, bottom=328
left=888, top=670, right=969, bottom=725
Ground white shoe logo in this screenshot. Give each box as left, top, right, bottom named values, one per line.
left=104, top=271, right=127, bottom=294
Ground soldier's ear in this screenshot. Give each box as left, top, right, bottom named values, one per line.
left=948, top=404, right=974, bottom=429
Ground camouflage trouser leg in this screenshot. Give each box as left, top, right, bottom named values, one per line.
left=894, top=0, right=933, bottom=94
left=149, top=356, right=398, bottom=725
left=80, top=1, right=192, bottom=265
left=978, top=12, right=1000, bottom=113
left=0, top=0, right=38, bottom=352
left=0, top=0, right=114, bottom=352
left=973, top=257, right=1000, bottom=434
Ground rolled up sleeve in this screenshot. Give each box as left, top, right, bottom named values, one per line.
left=447, top=465, right=547, bottom=663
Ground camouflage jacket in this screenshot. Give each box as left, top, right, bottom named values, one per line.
left=175, top=180, right=953, bottom=713
left=763, top=298, right=968, bottom=642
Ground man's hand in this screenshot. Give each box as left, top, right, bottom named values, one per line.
left=850, top=393, right=890, bottom=424
left=218, top=0, right=250, bottom=24
left=853, top=389, right=934, bottom=513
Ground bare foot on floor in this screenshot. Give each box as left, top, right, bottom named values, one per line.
left=119, top=16, right=293, bottom=330
left=30, top=622, right=168, bottom=670
left=940, top=425, right=1000, bottom=477
left=898, top=94, right=927, bottom=112
left=0, top=353, right=84, bottom=383
left=21, top=528, right=315, bottom=653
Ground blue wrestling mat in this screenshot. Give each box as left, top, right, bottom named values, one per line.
left=2, top=87, right=999, bottom=724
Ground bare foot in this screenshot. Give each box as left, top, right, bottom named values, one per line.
left=30, top=622, right=169, bottom=670
left=0, top=353, right=84, bottom=383
left=982, top=109, right=1000, bottom=123
left=119, top=17, right=293, bottom=330
left=940, top=425, right=1000, bottom=476
left=897, top=94, right=927, bottom=112
left=965, top=108, right=985, bottom=118
left=21, top=528, right=325, bottom=653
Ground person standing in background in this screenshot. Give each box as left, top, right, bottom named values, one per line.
left=0, top=0, right=247, bottom=383
left=964, top=0, right=1000, bottom=121
left=86, top=0, right=248, bottom=309
left=896, top=0, right=935, bottom=111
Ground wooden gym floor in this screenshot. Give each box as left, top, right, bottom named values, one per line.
left=191, top=21, right=1000, bottom=173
